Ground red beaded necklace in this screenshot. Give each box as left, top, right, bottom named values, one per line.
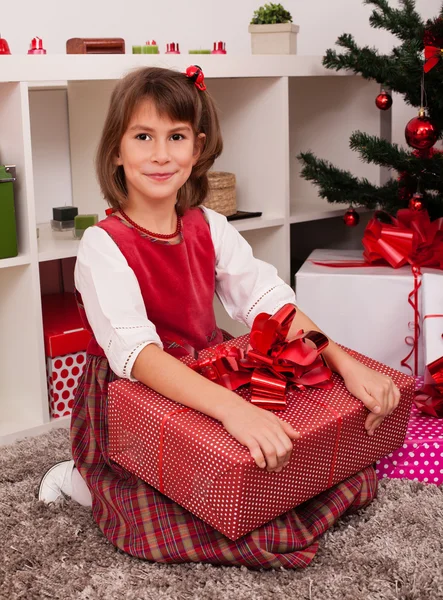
left=118, top=208, right=182, bottom=240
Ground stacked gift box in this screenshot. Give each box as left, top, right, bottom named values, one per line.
left=42, top=292, right=92, bottom=418
left=295, top=248, right=442, bottom=377
left=107, top=306, right=415, bottom=540
left=376, top=375, right=443, bottom=485
left=295, top=207, right=443, bottom=486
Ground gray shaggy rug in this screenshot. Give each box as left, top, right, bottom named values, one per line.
left=1, top=429, right=443, bottom=600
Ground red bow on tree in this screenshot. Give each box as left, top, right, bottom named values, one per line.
left=424, top=26, right=443, bottom=73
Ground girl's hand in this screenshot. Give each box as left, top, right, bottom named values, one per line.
left=220, top=399, right=300, bottom=472
left=341, top=359, right=401, bottom=436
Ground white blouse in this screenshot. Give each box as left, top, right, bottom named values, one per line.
left=74, top=207, right=296, bottom=381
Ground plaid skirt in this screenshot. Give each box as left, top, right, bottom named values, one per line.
left=70, top=354, right=378, bottom=570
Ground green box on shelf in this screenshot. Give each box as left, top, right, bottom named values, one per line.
left=0, top=165, right=18, bottom=260
left=74, top=214, right=98, bottom=239
left=189, top=49, right=211, bottom=54
left=132, top=45, right=159, bottom=54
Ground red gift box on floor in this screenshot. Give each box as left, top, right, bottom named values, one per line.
left=41, top=293, right=92, bottom=358
left=108, top=335, right=414, bottom=541
left=47, top=352, right=86, bottom=418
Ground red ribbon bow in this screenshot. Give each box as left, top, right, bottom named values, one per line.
left=414, top=355, right=443, bottom=417
left=424, top=45, right=443, bottom=73
left=362, top=209, right=443, bottom=269
left=192, top=304, right=333, bottom=410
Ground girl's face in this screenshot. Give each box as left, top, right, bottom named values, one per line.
left=116, top=99, right=204, bottom=208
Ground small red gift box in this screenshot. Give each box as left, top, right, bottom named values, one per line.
left=41, top=293, right=91, bottom=358
left=108, top=335, right=414, bottom=541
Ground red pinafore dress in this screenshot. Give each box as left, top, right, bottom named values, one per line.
left=71, top=207, right=377, bottom=570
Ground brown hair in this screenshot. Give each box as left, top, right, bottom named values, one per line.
left=96, top=66, right=223, bottom=215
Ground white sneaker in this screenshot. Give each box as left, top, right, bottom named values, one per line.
left=38, top=460, right=74, bottom=503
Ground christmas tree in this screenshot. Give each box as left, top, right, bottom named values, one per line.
left=298, top=0, right=443, bottom=221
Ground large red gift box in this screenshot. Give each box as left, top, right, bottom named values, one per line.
left=108, top=335, right=414, bottom=540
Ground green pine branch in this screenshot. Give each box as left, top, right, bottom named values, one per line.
left=366, top=0, right=424, bottom=42
left=299, top=0, right=443, bottom=219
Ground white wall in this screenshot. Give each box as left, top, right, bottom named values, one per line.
left=9, top=0, right=442, bottom=222
left=4, top=0, right=440, bottom=56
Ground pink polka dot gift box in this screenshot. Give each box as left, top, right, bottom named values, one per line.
left=376, top=377, right=443, bottom=485
left=108, top=333, right=415, bottom=541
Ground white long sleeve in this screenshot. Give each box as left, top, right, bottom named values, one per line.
left=202, top=207, right=296, bottom=327
left=74, top=226, right=163, bottom=381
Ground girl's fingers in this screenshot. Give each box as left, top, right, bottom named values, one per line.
left=280, top=419, right=300, bottom=440
left=365, top=414, right=384, bottom=435
left=247, top=441, right=266, bottom=469
left=256, top=436, right=279, bottom=471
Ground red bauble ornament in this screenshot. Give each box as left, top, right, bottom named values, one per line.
left=409, top=193, right=426, bottom=211
left=375, top=90, right=392, bottom=110
left=343, top=208, right=359, bottom=227
left=405, top=110, right=438, bottom=150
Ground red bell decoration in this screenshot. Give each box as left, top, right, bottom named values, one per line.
left=28, top=37, right=47, bottom=55
left=375, top=90, right=392, bottom=110
left=343, top=208, right=359, bottom=227
left=212, top=41, right=227, bottom=54
left=165, top=42, right=180, bottom=54
left=0, top=35, right=11, bottom=55
left=409, top=192, right=426, bottom=211
left=405, top=109, right=438, bottom=150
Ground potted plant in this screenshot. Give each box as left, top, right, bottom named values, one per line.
left=248, top=3, right=299, bottom=55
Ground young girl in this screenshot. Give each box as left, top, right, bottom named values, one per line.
left=39, top=65, right=400, bottom=570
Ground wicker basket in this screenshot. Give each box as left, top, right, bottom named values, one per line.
left=204, top=171, right=237, bottom=217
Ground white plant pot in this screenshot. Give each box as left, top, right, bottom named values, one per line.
left=248, top=23, right=299, bottom=55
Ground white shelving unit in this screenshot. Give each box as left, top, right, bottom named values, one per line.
left=0, top=55, right=388, bottom=445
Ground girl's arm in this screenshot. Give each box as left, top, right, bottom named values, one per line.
left=132, top=344, right=300, bottom=473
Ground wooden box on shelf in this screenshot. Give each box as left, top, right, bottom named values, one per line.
left=66, top=38, right=125, bottom=54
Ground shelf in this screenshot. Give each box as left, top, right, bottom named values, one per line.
left=37, top=222, right=80, bottom=262
left=290, top=198, right=371, bottom=224
left=0, top=254, right=31, bottom=268
left=1, top=55, right=356, bottom=84
left=231, top=215, right=285, bottom=232
left=36, top=215, right=285, bottom=261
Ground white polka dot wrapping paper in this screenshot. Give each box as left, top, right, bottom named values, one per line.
left=376, top=376, right=443, bottom=484
left=107, top=335, right=415, bottom=541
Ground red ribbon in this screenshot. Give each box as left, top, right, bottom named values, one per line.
left=158, top=407, right=190, bottom=493
left=424, top=45, right=443, bottom=73
left=192, top=304, right=333, bottom=410
left=414, top=355, right=443, bottom=418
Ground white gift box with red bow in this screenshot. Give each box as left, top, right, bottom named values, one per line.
left=296, top=249, right=443, bottom=376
